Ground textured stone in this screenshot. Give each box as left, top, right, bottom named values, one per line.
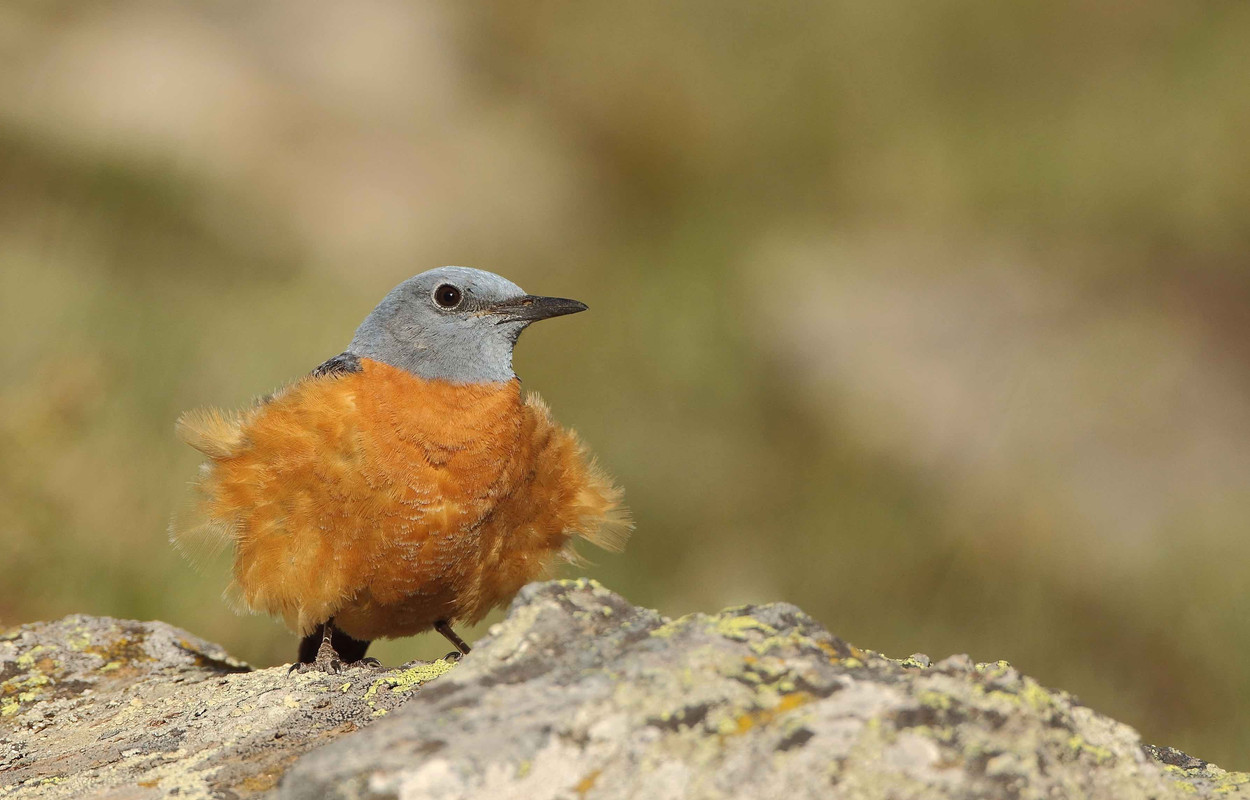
left=0, top=616, right=453, bottom=798
left=2, top=582, right=1246, bottom=799
left=277, top=580, right=1248, bottom=800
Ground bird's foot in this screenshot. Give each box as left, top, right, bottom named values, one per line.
left=442, top=651, right=463, bottom=663
left=288, top=635, right=347, bottom=675
left=288, top=655, right=342, bottom=675
left=288, top=655, right=383, bottom=675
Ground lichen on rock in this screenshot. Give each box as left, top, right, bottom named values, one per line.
left=276, top=580, right=1246, bottom=800
left=1, top=582, right=1244, bottom=799
left=0, top=616, right=451, bottom=798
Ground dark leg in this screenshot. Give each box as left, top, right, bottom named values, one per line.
left=297, top=623, right=327, bottom=665
left=331, top=627, right=373, bottom=664
left=290, top=618, right=378, bottom=674
left=434, top=619, right=471, bottom=659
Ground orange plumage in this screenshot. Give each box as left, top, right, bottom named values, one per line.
left=175, top=357, right=627, bottom=644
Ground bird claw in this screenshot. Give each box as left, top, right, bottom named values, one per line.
left=442, top=651, right=463, bottom=663
left=288, top=657, right=342, bottom=676
left=288, top=655, right=383, bottom=676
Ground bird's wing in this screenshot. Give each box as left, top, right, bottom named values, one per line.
left=309, top=351, right=363, bottom=378
left=175, top=352, right=362, bottom=458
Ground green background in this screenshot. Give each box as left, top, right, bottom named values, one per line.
left=2, top=0, right=1248, bottom=767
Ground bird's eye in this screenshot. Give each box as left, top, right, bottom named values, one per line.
left=433, top=284, right=463, bottom=309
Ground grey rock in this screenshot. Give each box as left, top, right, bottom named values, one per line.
left=2, top=583, right=1246, bottom=799
left=0, top=615, right=454, bottom=798
left=278, top=579, right=1247, bottom=800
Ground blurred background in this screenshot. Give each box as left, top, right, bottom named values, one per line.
left=1, top=0, right=1248, bottom=766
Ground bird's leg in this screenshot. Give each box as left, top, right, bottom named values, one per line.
left=434, top=619, right=471, bottom=661
left=289, top=618, right=344, bottom=675
left=314, top=620, right=342, bottom=670
left=330, top=626, right=380, bottom=669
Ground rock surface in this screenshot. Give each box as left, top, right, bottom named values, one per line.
left=2, top=580, right=1246, bottom=799
left=0, top=616, right=453, bottom=798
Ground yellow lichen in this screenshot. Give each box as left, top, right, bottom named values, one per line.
left=896, top=657, right=928, bottom=669
left=574, top=768, right=601, bottom=796
left=1207, top=768, right=1250, bottom=792
left=648, top=618, right=687, bottom=639
left=732, top=691, right=813, bottom=735
left=239, top=771, right=284, bottom=792
left=15, top=646, right=46, bottom=669
left=362, top=659, right=455, bottom=703
left=85, top=635, right=153, bottom=666
left=1067, top=734, right=1113, bottom=764
left=67, top=628, right=92, bottom=651
left=975, top=660, right=1013, bottom=677
left=916, top=691, right=953, bottom=710
left=715, top=615, right=777, bottom=641
left=1017, top=680, right=1054, bottom=712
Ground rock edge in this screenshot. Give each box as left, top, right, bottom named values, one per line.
left=1, top=580, right=1245, bottom=799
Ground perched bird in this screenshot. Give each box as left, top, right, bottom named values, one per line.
left=174, top=267, right=628, bottom=671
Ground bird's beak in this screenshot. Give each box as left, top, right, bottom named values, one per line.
left=489, top=295, right=588, bottom=324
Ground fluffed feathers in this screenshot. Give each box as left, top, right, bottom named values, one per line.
left=172, top=359, right=629, bottom=641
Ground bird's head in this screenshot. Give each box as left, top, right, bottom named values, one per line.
left=347, top=266, right=587, bottom=383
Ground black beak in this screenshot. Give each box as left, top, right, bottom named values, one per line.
left=490, top=295, right=588, bottom=324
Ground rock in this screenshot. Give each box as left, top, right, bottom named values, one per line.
left=2, top=582, right=1246, bottom=799
left=0, top=616, right=454, bottom=798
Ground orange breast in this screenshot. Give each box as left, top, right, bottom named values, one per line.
left=178, top=358, right=627, bottom=640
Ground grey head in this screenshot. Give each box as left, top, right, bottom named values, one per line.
left=347, top=266, right=587, bottom=383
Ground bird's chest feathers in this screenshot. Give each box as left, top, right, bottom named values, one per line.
left=346, top=359, right=529, bottom=525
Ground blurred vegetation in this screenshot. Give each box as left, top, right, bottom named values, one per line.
left=2, top=0, right=1249, bottom=766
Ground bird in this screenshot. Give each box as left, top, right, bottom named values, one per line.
left=173, top=267, right=629, bottom=672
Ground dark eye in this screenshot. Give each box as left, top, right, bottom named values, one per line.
left=433, top=284, right=463, bottom=309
